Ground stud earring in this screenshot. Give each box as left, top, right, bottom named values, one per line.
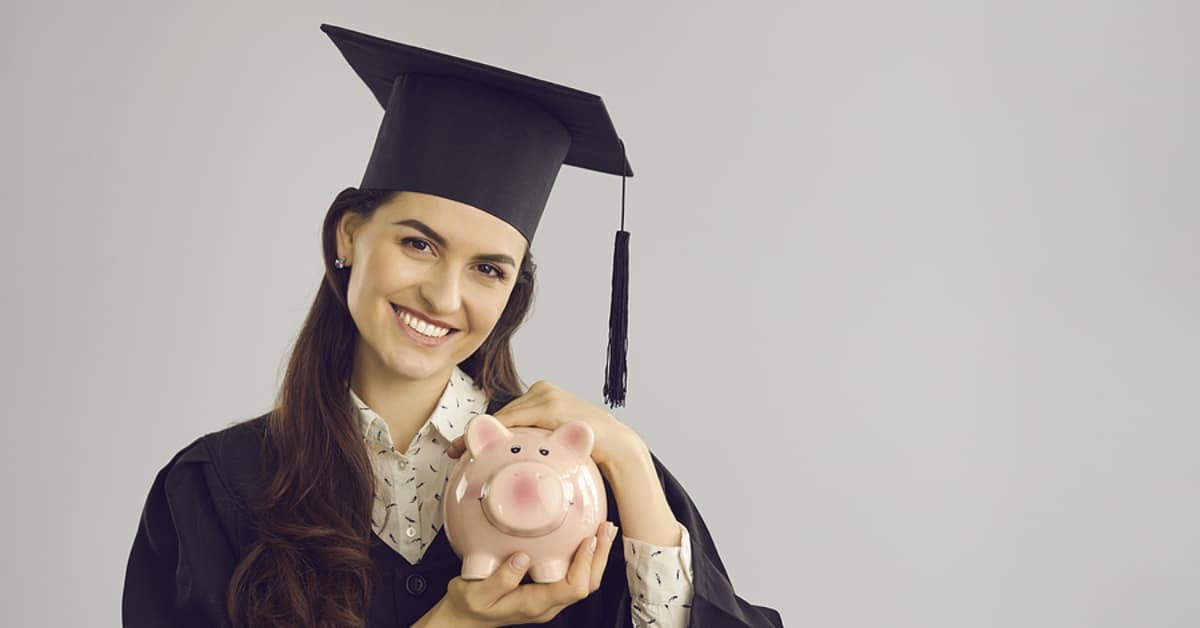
left=334, top=256, right=346, bottom=269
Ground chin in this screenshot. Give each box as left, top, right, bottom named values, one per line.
left=386, top=354, right=443, bottom=381
left=387, top=345, right=468, bottom=381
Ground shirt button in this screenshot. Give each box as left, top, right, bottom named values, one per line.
left=405, top=574, right=427, bottom=596
left=405, top=526, right=417, bottom=538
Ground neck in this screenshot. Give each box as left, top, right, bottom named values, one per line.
left=349, top=345, right=452, bottom=451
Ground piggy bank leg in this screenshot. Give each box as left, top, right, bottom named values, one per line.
left=461, top=554, right=500, bottom=580
left=528, top=560, right=568, bottom=584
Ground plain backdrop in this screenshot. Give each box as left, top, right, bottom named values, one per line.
left=2, top=1, right=1198, bottom=626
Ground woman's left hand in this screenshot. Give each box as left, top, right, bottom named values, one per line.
left=446, top=380, right=642, bottom=469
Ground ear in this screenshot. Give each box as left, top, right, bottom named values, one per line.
left=335, top=211, right=366, bottom=262
left=465, top=414, right=512, bottom=458
left=546, top=421, right=595, bottom=459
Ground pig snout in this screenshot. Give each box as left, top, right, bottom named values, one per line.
left=481, top=461, right=570, bottom=537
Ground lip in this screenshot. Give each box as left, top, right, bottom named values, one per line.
left=393, top=305, right=457, bottom=347
left=392, top=304, right=457, bottom=331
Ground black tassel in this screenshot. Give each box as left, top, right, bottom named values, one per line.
left=604, top=229, right=629, bottom=407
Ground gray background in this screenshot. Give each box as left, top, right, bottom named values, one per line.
left=2, top=1, right=1197, bottom=626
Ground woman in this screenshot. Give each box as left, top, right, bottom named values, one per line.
left=122, top=23, right=783, bottom=628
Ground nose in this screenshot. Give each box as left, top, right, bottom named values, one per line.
left=481, top=461, right=568, bottom=537
left=418, top=264, right=462, bottom=316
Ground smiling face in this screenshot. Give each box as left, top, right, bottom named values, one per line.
left=336, top=191, right=528, bottom=385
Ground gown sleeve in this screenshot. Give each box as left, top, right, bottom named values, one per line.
left=646, top=451, right=784, bottom=628
left=554, top=451, right=783, bottom=628
left=122, top=435, right=245, bottom=628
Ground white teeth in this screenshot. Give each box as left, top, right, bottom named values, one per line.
left=395, top=307, right=450, bottom=337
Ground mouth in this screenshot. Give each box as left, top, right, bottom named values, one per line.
left=391, top=304, right=458, bottom=341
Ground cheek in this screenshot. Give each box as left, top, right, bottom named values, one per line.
left=465, top=289, right=514, bottom=332
left=348, top=257, right=415, bottom=320
left=370, top=247, right=419, bottom=283
left=361, top=252, right=423, bottom=300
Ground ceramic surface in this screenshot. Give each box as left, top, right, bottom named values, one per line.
left=443, top=414, right=607, bottom=583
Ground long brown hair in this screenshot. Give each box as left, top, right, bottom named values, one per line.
left=226, top=187, right=538, bottom=627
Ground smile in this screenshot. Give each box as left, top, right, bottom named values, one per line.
left=392, top=304, right=455, bottom=339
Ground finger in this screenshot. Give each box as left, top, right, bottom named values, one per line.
left=446, top=435, right=466, bottom=459
left=589, top=522, right=617, bottom=591
left=488, top=534, right=598, bottom=622
left=557, top=532, right=599, bottom=604
left=491, top=386, right=543, bottom=420
left=469, top=552, right=531, bottom=605
left=450, top=390, right=537, bottom=458
left=492, top=403, right=558, bottom=431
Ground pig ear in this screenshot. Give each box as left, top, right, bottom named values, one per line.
left=465, top=414, right=512, bottom=457
left=547, top=421, right=595, bottom=458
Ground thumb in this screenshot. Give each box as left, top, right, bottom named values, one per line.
left=474, top=552, right=531, bottom=600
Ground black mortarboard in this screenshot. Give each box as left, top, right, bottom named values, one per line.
left=322, top=23, right=633, bottom=407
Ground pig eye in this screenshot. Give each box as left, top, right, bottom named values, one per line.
left=539, top=448, right=550, bottom=456
left=510, top=445, right=521, bottom=454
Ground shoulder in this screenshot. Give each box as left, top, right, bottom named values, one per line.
left=199, top=413, right=269, bottom=477
left=133, top=412, right=272, bottom=559
left=158, top=412, right=271, bottom=518
left=200, top=411, right=271, bottom=503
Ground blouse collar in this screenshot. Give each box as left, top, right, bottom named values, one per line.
left=349, top=365, right=489, bottom=449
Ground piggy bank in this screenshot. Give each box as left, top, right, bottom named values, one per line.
left=442, top=414, right=607, bottom=583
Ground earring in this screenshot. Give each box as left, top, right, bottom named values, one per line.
left=334, top=256, right=346, bottom=269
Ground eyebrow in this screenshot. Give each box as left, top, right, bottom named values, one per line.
left=392, top=219, right=519, bottom=268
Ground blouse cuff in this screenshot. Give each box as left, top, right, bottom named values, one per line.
left=621, top=520, right=695, bottom=606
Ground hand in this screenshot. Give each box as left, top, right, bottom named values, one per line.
left=446, top=380, right=641, bottom=468
left=417, top=522, right=619, bottom=628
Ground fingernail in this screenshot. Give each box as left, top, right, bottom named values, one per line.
left=606, top=523, right=617, bottom=540
left=512, top=553, right=530, bottom=569
left=588, top=537, right=598, bottom=552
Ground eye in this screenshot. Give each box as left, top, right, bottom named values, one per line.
left=400, top=237, right=434, bottom=254
left=478, top=263, right=508, bottom=281
left=538, top=448, right=549, bottom=456
left=510, top=445, right=521, bottom=454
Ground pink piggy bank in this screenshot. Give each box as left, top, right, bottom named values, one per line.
left=442, top=414, right=607, bottom=583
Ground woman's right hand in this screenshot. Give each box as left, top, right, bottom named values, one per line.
left=416, top=521, right=618, bottom=628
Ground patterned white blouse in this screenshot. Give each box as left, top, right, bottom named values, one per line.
left=352, top=365, right=694, bottom=627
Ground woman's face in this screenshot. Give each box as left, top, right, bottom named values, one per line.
left=336, top=191, right=527, bottom=384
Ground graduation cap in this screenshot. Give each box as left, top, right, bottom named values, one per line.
left=321, top=23, right=633, bottom=407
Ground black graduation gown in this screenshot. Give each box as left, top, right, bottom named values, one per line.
left=122, top=410, right=783, bottom=627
